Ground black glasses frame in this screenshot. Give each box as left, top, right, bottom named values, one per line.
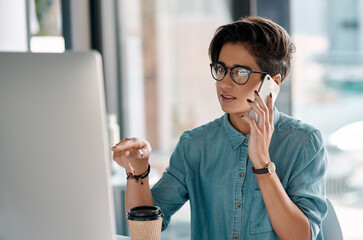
left=210, top=62, right=268, bottom=85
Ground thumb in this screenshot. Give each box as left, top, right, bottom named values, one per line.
left=123, top=151, right=135, bottom=177
left=241, top=114, right=258, bottom=132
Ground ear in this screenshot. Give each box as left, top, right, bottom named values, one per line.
left=271, top=74, right=281, bottom=86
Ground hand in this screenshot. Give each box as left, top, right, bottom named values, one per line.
left=242, top=90, right=274, bottom=169
left=111, top=137, right=152, bottom=176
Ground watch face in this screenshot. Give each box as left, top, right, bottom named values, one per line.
left=268, top=162, right=276, bottom=174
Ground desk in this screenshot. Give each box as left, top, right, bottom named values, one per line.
left=116, top=235, right=131, bottom=240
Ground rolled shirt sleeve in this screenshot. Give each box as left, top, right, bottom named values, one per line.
left=151, top=133, right=189, bottom=231
left=286, top=129, right=328, bottom=239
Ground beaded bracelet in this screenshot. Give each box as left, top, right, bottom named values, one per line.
left=126, top=164, right=150, bottom=185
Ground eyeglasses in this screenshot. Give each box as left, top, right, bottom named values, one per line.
left=210, top=62, right=267, bottom=85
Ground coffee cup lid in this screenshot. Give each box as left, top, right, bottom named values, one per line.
left=127, top=206, right=163, bottom=221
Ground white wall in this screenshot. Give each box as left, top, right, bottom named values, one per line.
left=0, top=0, right=28, bottom=51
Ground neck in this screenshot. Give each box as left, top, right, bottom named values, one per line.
left=228, top=113, right=250, bottom=136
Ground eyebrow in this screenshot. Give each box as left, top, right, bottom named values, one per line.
left=217, top=61, right=253, bottom=70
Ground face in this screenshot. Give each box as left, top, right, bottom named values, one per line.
left=216, top=43, right=263, bottom=116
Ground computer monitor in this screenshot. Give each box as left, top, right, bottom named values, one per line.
left=0, top=52, right=117, bottom=240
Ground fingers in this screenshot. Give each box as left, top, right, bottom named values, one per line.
left=138, top=149, right=144, bottom=158
left=247, top=98, right=265, bottom=128
left=113, top=151, right=135, bottom=176
left=111, top=138, right=151, bottom=177
left=253, top=90, right=269, bottom=112
left=111, top=137, right=152, bottom=161
left=122, top=151, right=135, bottom=176
left=111, top=137, right=145, bottom=152
left=267, top=93, right=274, bottom=125
left=248, top=90, right=274, bottom=127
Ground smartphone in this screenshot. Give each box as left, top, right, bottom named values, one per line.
left=248, top=74, right=280, bottom=122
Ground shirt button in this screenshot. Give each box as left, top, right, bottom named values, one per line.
left=236, top=202, right=241, bottom=208
left=239, top=172, right=244, bottom=177
left=244, top=138, right=248, bottom=143
left=234, top=234, right=240, bottom=239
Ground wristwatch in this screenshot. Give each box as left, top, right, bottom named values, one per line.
left=252, top=162, right=276, bottom=174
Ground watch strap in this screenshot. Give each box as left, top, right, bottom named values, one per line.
left=252, top=167, right=269, bottom=174
left=252, top=162, right=275, bottom=174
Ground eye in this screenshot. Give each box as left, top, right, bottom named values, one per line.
left=216, top=65, right=225, bottom=73
left=236, top=68, right=248, bottom=77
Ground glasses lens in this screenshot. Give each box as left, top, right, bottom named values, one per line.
left=232, top=67, right=249, bottom=84
left=211, top=63, right=225, bottom=81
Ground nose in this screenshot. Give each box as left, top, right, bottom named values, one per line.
left=219, top=69, right=234, bottom=89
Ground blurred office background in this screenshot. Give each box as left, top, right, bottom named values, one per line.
left=1, top=0, right=362, bottom=239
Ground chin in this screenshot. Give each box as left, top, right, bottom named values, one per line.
left=220, top=105, right=248, bottom=115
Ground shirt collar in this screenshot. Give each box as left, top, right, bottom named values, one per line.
left=222, top=106, right=281, bottom=149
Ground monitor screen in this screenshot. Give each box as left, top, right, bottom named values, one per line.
left=0, top=52, right=116, bottom=240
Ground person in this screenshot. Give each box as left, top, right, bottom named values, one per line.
left=111, top=16, right=327, bottom=240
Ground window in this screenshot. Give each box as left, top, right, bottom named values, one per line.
left=116, top=0, right=231, bottom=238
left=30, top=0, right=64, bottom=52
left=109, top=0, right=363, bottom=238
left=291, top=0, right=363, bottom=239
left=118, top=0, right=230, bottom=157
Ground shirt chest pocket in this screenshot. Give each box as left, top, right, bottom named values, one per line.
left=249, top=189, right=276, bottom=237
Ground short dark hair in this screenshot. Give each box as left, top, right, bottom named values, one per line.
left=208, top=16, right=295, bottom=81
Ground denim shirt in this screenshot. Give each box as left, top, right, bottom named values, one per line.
left=151, top=108, right=327, bottom=240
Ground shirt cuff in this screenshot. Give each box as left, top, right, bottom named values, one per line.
left=309, top=218, right=321, bottom=240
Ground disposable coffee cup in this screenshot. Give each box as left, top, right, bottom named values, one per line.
left=127, top=206, right=163, bottom=240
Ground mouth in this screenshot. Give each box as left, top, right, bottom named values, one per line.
left=220, top=93, right=237, bottom=103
